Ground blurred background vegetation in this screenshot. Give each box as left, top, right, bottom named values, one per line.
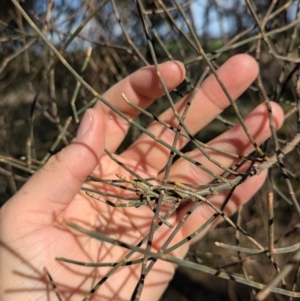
left=1, top=0, right=300, bottom=300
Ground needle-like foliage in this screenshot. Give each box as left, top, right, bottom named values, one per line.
left=1, top=1, right=300, bottom=300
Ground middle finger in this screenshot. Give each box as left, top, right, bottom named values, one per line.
left=121, top=54, right=259, bottom=173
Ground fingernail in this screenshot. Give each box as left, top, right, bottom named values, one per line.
left=76, top=109, right=93, bottom=138
left=167, top=60, right=184, bottom=71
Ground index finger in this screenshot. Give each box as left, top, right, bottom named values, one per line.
left=94, top=61, right=186, bottom=152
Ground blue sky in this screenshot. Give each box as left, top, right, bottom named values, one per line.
left=191, top=0, right=234, bottom=37
left=190, top=0, right=298, bottom=37
left=43, top=0, right=299, bottom=50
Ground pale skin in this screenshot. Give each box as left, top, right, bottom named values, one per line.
left=0, top=54, right=284, bottom=301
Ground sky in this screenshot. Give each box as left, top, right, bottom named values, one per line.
left=190, top=0, right=298, bottom=37
left=191, top=0, right=235, bottom=37
left=39, top=0, right=299, bottom=50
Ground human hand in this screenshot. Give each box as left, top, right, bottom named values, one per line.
left=0, top=55, right=284, bottom=301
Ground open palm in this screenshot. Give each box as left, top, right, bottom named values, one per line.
left=1, top=55, right=284, bottom=301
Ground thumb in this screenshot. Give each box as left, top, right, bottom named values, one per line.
left=6, top=108, right=106, bottom=220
